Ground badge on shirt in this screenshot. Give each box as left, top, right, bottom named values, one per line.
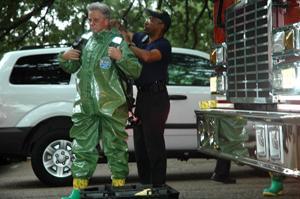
left=99, top=56, right=111, bottom=69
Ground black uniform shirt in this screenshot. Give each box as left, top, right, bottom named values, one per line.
left=132, top=32, right=171, bottom=86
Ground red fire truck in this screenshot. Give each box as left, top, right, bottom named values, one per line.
left=196, top=0, right=300, bottom=177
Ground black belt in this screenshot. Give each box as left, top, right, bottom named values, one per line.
left=137, top=81, right=167, bottom=93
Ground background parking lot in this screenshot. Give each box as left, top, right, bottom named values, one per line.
left=1, top=159, right=299, bottom=199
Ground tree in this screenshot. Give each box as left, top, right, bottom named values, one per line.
left=0, top=0, right=213, bottom=56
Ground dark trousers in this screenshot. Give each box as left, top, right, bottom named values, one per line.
left=133, top=89, right=170, bottom=186
left=214, top=158, right=231, bottom=177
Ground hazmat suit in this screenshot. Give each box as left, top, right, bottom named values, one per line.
left=59, top=29, right=141, bottom=184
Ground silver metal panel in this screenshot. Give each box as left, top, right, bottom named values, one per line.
left=225, top=0, right=274, bottom=103
left=196, top=109, right=300, bottom=177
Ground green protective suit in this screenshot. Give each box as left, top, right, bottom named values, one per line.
left=59, top=29, right=142, bottom=180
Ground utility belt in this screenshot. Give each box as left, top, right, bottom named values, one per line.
left=137, top=80, right=167, bottom=93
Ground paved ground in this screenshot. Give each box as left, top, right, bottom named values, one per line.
left=0, top=159, right=299, bottom=199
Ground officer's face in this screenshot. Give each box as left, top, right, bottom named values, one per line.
left=144, top=16, right=164, bottom=34
left=88, top=10, right=109, bottom=33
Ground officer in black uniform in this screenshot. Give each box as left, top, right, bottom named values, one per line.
left=119, top=9, right=172, bottom=186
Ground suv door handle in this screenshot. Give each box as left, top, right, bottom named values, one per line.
left=169, top=95, right=187, bottom=100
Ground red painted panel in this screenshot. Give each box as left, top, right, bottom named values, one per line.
left=213, top=0, right=235, bottom=44
left=285, top=0, right=300, bottom=24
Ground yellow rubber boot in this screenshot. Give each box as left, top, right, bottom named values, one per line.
left=112, top=178, right=125, bottom=187
left=61, top=178, right=88, bottom=199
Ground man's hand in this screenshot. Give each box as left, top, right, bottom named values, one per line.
left=120, top=30, right=133, bottom=44
left=108, top=47, right=122, bottom=61
left=62, top=49, right=81, bottom=60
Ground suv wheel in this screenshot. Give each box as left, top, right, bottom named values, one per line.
left=31, top=129, right=73, bottom=186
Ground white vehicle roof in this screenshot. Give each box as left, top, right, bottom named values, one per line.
left=172, top=47, right=210, bottom=60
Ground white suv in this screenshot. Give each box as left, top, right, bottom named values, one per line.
left=0, top=46, right=213, bottom=186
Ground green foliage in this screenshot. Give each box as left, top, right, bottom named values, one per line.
left=0, top=0, right=213, bottom=56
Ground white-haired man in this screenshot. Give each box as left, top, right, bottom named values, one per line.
left=59, top=2, right=141, bottom=199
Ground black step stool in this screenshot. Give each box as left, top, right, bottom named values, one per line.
left=80, top=184, right=179, bottom=199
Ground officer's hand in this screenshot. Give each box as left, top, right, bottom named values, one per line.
left=120, top=30, right=133, bottom=43
left=62, top=49, right=81, bottom=60
left=108, top=47, right=122, bottom=61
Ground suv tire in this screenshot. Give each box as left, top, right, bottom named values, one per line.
left=31, top=128, right=73, bottom=186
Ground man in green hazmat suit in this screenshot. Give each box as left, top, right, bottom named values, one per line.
left=59, top=2, right=141, bottom=199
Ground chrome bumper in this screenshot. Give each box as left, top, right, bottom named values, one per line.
left=195, top=109, right=300, bottom=177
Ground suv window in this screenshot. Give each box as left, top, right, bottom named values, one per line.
left=10, top=53, right=71, bottom=85
left=168, top=53, right=212, bottom=86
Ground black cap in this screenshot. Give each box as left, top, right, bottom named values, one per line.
left=144, top=8, right=171, bottom=32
